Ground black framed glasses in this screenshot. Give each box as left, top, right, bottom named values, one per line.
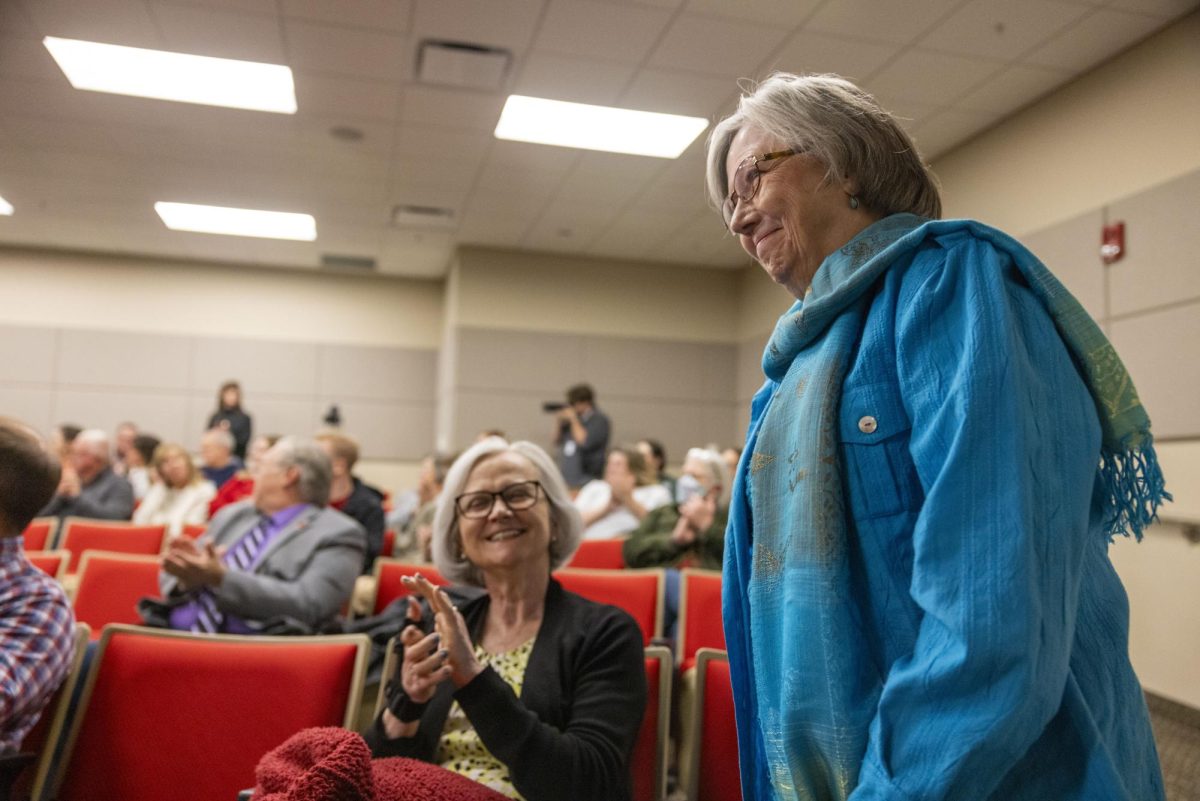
left=455, top=480, right=543, bottom=519
left=722, top=149, right=797, bottom=230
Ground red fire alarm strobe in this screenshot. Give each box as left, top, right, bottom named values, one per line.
left=1101, top=221, right=1125, bottom=265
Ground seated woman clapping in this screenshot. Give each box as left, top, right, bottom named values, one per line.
left=132, top=442, right=215, bottom=537
left=574, top=446, right=671, bottom=540
left=364, top=437, right=647, bottom=801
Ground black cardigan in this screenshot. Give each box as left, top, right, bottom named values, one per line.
left=363, top=579, right=646, bottom=801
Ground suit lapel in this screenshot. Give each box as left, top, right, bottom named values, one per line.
left=252, top=505, right=320, bottom=568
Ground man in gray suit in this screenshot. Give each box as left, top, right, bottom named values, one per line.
left=140, top=437, right=365, bottom=634
left=39, top=429, right=134, bottom=520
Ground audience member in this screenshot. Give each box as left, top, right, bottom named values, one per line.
left=475, top=429, right=507, bottom=442
left=139, top=437, right=365, bottom=634
left=395, top=452, right=457, bottom=563
left=364, top=437, right=646, bottom=801
left=720, top=446, right=742, bottom=484
left=0, top=417, right=75, bottom=754
left=112, top=421, right=137, bottom=476
left=38, top=429, right=134, bottom=521
left=133, top=442, right=216, bottom=537
left=317, top=431, right=385, bottom=574
left=199, top=427, right=242, bottom=490
left=48, top=423, right=81, bottom=463
left=207, top=434, right=275, bottom=517
left=623, top=446, right=730, bottom=571
left=125, top=433, right=161, bottom=501
left=551, top=383, right=610, bottom=489
left=636, top=438, right=675, bottom=499
left=207, top=380, right=253, bottom=460
left=574, top=446, right=671, bottom=540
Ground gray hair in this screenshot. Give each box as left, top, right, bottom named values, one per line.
left=75, top=429, right=111, bottom=461
left=431, top=437, right=583, bottom=587
left=685, top=446, right=732, bottom=507
left=203, top=427, right=235, bottom=453
left=273, top=436, right=332, bottom=506
left=705, top=72, right=941, bottom=220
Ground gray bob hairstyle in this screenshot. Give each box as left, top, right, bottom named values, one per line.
left=705, top=73, right=941, bottom=220
left=431, top=437, right=583, bottom=587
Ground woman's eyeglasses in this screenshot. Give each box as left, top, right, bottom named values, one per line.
left=722, top=149, right=797, bottom=230
left=455, top=480, right=543, bottom=519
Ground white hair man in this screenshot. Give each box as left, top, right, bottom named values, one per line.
left=139, top=437, right=365, bottom=633
left=199, top=427, right=241, bottom=490
left=39, top=428, right=134, bottom=520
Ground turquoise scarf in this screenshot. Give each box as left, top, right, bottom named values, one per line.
left=743, top=213, right=1169, bottom=799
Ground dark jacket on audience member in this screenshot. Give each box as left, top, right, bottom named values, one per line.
left=364, top=579, right=646, bottom=801
left=39, top=466, right=134, bottom=521
left=332, top=477, right=386, bottom=573
left=207, top=408, right=252, bottom=460
left=622, top=503, right=728, bottom=570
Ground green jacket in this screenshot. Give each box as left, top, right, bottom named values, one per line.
left=621, top=503, right=728, bottom=570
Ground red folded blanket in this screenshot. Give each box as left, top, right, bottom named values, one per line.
left=253, top=727, right=509, bottom=801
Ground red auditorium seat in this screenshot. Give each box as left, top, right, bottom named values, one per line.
left=633, top=645, right=672, bottom=801
left=553, top=568, right=664, bottom=645
left=678, top=568, right=725, bottom=671
left=687, top=649, right=741, bottom=801
left=565, top=537, right=627, bottom=569
left=24, top=550, right=69, bottom=582
left=46, top=625, right=370, bottom=801
left=380, top=528, right=396, bottom=558
left=72, top=552, right=162, bottom=638
left=58, top=518, right=166, bottom=573
left=371, top=558, right=448, bottom=615
left=21, top=518, right=57, bottom=551
left=180, top=523, right=207, bottom=540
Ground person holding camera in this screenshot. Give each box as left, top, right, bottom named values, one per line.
left=549, top=383, right=610, bottom=490
left=363, top=438, right=646, bottom=801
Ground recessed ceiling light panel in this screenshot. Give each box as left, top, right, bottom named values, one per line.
left=0, top=195, right=12, bottom=216
left=43, top=36, right=297, bottom=113
left=494, top=95, right=708, bottom=158
left=154, top=202, right=316, bottom=241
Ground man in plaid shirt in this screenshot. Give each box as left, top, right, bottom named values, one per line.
left=0, top=417, right=76, bottom=754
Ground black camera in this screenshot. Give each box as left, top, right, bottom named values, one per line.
left=542, top=402, right=566, bottom=413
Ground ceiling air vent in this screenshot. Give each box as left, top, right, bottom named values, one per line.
left=320, top=254, right=377, bottom=271
left=416, top=40, right=511, bottom=91
left=392, top=204, right=456, bottom=229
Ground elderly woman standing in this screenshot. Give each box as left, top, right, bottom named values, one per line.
left=364, top=438, right=646, bottom=801
left=708, top=74, right=1168, bottom=801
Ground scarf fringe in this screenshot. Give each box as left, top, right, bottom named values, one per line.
left=1100, top=438, right=1172, bottom=542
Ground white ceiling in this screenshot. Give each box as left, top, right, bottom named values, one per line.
left=0, top=0, right=1193, bottom=278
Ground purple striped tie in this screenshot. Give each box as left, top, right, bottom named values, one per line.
left=191, top=514, right=272, bottom=634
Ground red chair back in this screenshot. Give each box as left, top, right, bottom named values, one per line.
left=566, top=538, right=627, bottom=569
left=21, top=518, right=57, bottom=551
left=678, top=569, right=725, bottom=671
left=553, top=568, right=663, bottom=645
left=16, top=624, right=90, bottom=801
left=691, top=649, right=741, bottom=801
left=380, top=528, right=396, bottom=558
left=180, top=523, right=207, bottom=540
left=631, top=646, right=671, bottom=801
left=73, top=552, right=162, bottom=638
left=59, top=518, right=166, bottom=573
left=25, top=550, right=69, bottom=581
left=372, top=559, right=447, bottom=615
left=50, top=626, right=369, bottom=801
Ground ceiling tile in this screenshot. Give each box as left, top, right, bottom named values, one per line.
left=766, top=31, right=902, bottom=81
left=513, top=52, right=636, bottom=105
left=394, top=124, right=492, bottom=165
left=487, top=139, right=582, bottom=174
left=953, top=63, right=1073, bottom=115
left=866, top=48, right=1004, bottom=107
left=314, top=222, right=384, bottom=260
left=617, top=68, right=738, bottom=117
left=1, top=3, right=37, bottom=37
left=295, top=73, right=401, bottom=120
left=534, top=0, right=673, bottom=63
left=912, top=107, right=1001, bottom=159
left=389, top=157, right=482, bottom=200
left=648, top=14, right=790, bottom=77
left=281, top=0, right=412, bottom=32
left=649, top=212, right=745, bottom=266
left=156, top=0, right=279, bottom=15
left=151, top=2, right=287, bottom=62
left=0, top=35, right=64, bottom=81
left=3, top=114, right=121, bottom=154
left=474, top=158, right=569, bottom=196
left=412, top=0, right=546, bottom=53
left=1106, top=0, right=1200, bottom=17
left=22, top=0, right=162, bottom=48
left=684, top=0, right=822, bottom=26
left=284, top=19, right=410, bottom=80
left=920, top=0, right=1091, bottom=61
left=805, top=0, right=965, bottom=45
left=399, top=85, right=504, bottom=131
left=1023, top=8, right=1168, bottom=71
left=523, top=200, right=616, bottom=254
left=378, top=228, right=454, bottom=277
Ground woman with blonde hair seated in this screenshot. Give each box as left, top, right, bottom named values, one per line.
left=133, top=443, right=215, bottom=537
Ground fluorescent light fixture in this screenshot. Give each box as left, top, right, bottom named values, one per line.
left=43, top=36, right=297, bottom=113
left=155, top=202, right=316, bottom=241
left=494, top=95, right=708, bottom=158
left=0, top=196, right=12, bottom=216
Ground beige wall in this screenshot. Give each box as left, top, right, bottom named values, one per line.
left=456, top=246, right=742, bottom=343
left=934, top=11, right=1200, bottom=236
left=0, top=247, right=443, bottom=349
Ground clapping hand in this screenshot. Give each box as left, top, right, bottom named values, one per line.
left=162, top=537, right=227, bottom=590
left=401, top=574, right=483, bottom=688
